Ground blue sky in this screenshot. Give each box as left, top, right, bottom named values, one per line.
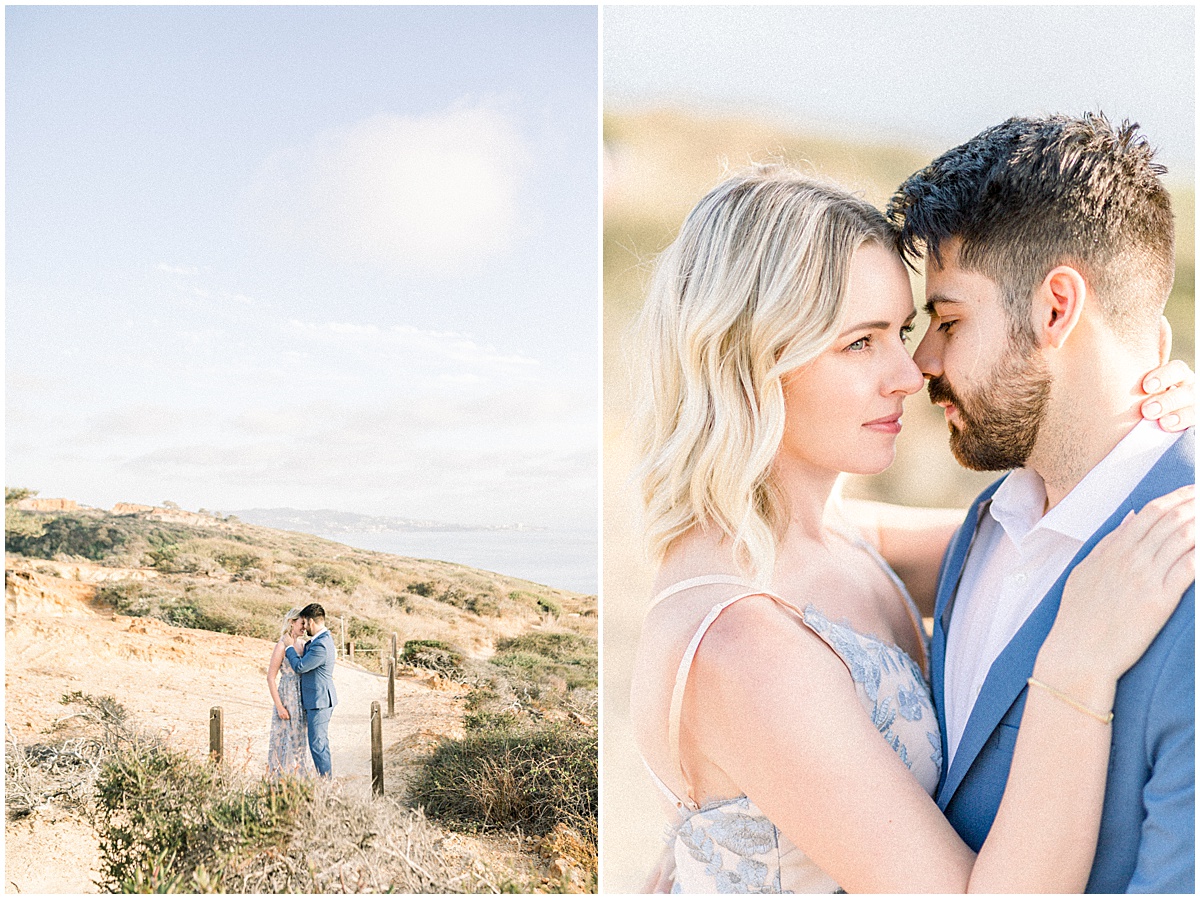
left=7, top=6, right=598, bottom=529
left=606, top=5, right=1194, bottom=175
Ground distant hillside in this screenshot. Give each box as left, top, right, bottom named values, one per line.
left=228, top=507, right=546, bottom=534
left=5, top=496, right=595, bottom=660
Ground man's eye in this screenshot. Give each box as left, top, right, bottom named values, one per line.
left=937, top=320, right=956, bottom=334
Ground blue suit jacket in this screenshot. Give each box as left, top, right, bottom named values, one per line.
left=285, top=629, right=339, bottom=711
left=931, top=430, right=1194, bottom=893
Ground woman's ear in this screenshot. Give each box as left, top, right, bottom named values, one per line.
left=1034, top=264, right=1087, bottom=349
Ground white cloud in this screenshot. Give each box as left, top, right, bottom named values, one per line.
left=247, top=103, right=529, bottom=272
left=157, top=263, right=200, bottom=276
left=286, top=319, right=539, bottom=370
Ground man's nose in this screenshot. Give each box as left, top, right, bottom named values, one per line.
left=912, top=328, right=941, bottom=380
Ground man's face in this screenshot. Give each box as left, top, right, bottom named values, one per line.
left=303, top=617, right=317, bottom=637
left=912, top=239, right=1053, bottom=471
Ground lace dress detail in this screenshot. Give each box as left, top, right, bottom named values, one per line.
left=267, top=654, right=313, bottom=778
left=644, top=555, right=942, bottom=894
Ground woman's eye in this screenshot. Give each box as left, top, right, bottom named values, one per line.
left=846, top=336, right=870, bottom=352
left=900, top=325, right=914, bottom=344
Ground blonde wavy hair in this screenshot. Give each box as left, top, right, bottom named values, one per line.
left=279, top=607, right=304, bottom=640
left=633, top=164, right=900, bottom=584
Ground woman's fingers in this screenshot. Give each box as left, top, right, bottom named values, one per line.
left=1141, top=382, right=1195, bottom=431
left=1164, top=547, right=1198, bottom=601
left=1121, top=486, right=1194, bottom=541
left=1114, top=486, right=1194, bottom=603
left=1142, top=359, right=1195, bottom=394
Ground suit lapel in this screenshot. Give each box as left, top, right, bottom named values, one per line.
left=938, top=430, right=1194, bottom=809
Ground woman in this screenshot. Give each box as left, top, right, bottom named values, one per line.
left=628, top=165, right=1194, bottom=892
left=267, top=608, right=314, bottom=778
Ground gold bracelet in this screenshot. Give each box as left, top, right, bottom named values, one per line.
left=1027, top=677, right=1114, bottom=725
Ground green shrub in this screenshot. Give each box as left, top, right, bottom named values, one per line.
left=493, top=632, right=598, bottom=691
left=95, top=582, right=261, bottom=636
left=216, top=549, right=262, bottom=574
left=402, top=639, right=463, bottom=675
left=537, top=597, right=562, bottom=616
left=385, top=593, right=411, bottom=612
left=304, top=563, right=359, bottom=592
left=5, top=487, right=36, bottom=505
left=94, top=742, right=311, bottom=892
left=6, top=513, right=131, bottom=561
left=463, top=710, right=521, bottom=732
left=408, top=727, right=597, bottom=844
left=467, top=594, right=501, bottom=617
left=407, top=581, right=437, bottom=597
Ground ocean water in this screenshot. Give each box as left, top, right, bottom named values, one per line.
left=307, top=527, right=598, bottom=595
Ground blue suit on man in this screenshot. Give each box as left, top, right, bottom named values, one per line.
left=285, top=628, right=338, bottom=776
left=931, top=430, right=1194, bottom=893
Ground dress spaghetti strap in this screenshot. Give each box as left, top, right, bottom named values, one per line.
left=648, top=575, right=806, bottom=811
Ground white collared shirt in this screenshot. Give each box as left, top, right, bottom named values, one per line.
left=944, top=420, right=1182, bottom=765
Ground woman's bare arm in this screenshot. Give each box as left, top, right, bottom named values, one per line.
left=267, top=639, right=288, bottom=718
left=688, top=600, right=1108, bottom=892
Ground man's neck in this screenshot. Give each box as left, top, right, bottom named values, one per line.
left=1029, top=412, right=1141, bottom=513
left=1026, top=338, right=1158, bottom=512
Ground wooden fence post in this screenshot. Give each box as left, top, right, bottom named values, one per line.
left=391, top=632, right=398, bottom=666
left=348, top=641, right=355, bottom=663
left=340, top=616, right=346, bottom=657
left=370, top=701, right=384, bottom=797
left=209, top=707, right=223, bottom=764
left=387, top=659, right=395, bottom=718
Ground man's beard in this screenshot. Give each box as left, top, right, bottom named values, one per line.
left=927, top=339, right=1053, bottom=471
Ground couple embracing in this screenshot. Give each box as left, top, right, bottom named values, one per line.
left=267, top=602, right=339, bottom=778
left=630, top=113, right=1195, bottom=892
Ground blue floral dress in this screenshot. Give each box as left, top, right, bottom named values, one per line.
left=642, top=556, right=942, bottom=893
left=267, top=651, right=313, bottom=778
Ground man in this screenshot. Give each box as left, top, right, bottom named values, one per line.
left=285, top=602, right=338, bottom=777
left=888, top=113, right=1194, bottom=892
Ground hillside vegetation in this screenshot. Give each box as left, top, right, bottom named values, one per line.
left=6, top=498, right=594, bottom=662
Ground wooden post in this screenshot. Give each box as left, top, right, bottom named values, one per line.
left=391, top=632, right=398, bottom=666
left=370, top=701, right=384, bottom=797
left=387, top=659, right=395, bottom=717
left=340, top=616, right=346, bottom=657
left=349, top=641, right=355, bottom=663
left=209, top=707, right=223, bottom=764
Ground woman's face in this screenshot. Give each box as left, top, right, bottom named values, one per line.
left=778, top=241, right=924, bottom=477
left=288, top=617, right=305, bottom=638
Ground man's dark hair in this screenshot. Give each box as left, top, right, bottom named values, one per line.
left=299, top=603, right=326, bottom=621
left=887, top=113, right=1174, bottom=347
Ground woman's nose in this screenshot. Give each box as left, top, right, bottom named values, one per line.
left=889, top=346, right=926, bottom=396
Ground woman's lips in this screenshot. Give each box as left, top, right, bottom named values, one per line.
left=863, top=414, right=902, bottom=434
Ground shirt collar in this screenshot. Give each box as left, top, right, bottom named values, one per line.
left=988, top=419, right=1182, bottom=545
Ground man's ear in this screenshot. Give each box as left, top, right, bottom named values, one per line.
left=1034, top=265, right=1087, bottom=349
left=1158, top=315, right=1172, bottom=365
